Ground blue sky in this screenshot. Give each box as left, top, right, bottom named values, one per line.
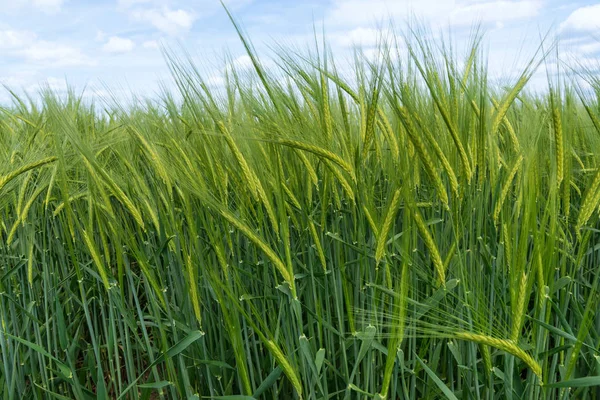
left=0, top=0, right=599, bottom=104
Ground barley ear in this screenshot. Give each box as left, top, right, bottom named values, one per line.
left=375, top=189, right=401, bottom=262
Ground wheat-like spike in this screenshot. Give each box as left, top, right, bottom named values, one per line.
left=581, top=188, right=600, bottom=233
left=455, top=332, right=542, bottom=382
left=443, top=240, right=457, bottom=270
left=129, top=126, right=171, bottom=187
left=308, top=220, right=327, bottom=272
left=294, top=149, right=318, bottom=186
left=185, top=254, right=203, bottom=327
left=331, top=182, right=342, bottom=210
left=273, top=138, right=355, bottom=182
left=321, top=72, right=333, bottom=141
left=26, top=238, right=34, bottom=286
left=470, top=99, right=481, bottom=116
left=43, top=165, right=58, bottom=210
left=16, top=171, right=33, bottom=214
left=363, top=205, right=379, bottom=238
left=571, top=148, right=585, bottom=170
left=169, top=136, right=197, bottom=173
left=510, top=271, right=528, bottom=343
left=168, top=137, right=206, bottom=194
left=375, top=189, right=401, bottom=262
left=503, top=117, right=520, bottom=153
left=377, top=109, right=399, bottom=159
left=491, top=98, right=521, bottom=153
left=413, top=112, right=459, bottom=198
left=576, top=167, right=600, bottom=234
left=9, top=150, right=21, bottom=164
left=493, top=155, right=524, bottom=225
left=213, top=240, right=229, bottom=278
left=219, top=208, right=294, bottom=289
left=362, top=87, right=380, bottom=160
left=461, top=45, right=477, bottom=89
left=435, top=100, right=473, bottom=181
left=265, top=340, right=303, bottom=397
left=571, top=179, right=581, bottom=197
left=7, top=185, right=46, bottom=245
left=324, top=159, right=355, bottom=204
left=481, top=345, right=492, bottom=375
left=491, top=75, right=529, bottom=137
left=96, top=164, right=145, bottom=230
left=552, top=105, right=564, bottom=187
left=398, top=106, right=449, bottom=208
left=217, top=121, right=259, bottom=198
left=20, top=185, right=46, bottom=224
left=53, top=192, right=88, bottom=217
left=324, top=69, right=360, bottom=103
left=413, top=153, right=421, bottom=187
left=252, top=173, right=280, bottom=237
left=0, top=156, right=57, bottom=193
left=281, top=181, right=302, bottom=210
left=306, top=173, right=313, bottom=203
left=82, top=229, right=111, bottom=291
left=413, top=208, right=445, bottom=286
left=142, top=198, right=160, bottom=232
left=80, top=157, right=115, bottom=219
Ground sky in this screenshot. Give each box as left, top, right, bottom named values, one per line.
left=0, top=0, right=599, bottom=104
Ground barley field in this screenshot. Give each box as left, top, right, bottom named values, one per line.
left=1, top=19, right=600, bottom=399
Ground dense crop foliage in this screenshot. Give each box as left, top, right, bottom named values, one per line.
left=2, top=21, right=600, bottom=399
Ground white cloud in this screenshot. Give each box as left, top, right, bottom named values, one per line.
left=326, top=0, right=455, bottom=27
left=327, top=0, right=543, bottom=28
left=0, top=30, right=37, bottom=49
left=0, top=28, right=93, bottom=67
left=449, top=1, right=543, bottom=26
left=19, top=41, right=95, bottom=66
left=132, top=7, right=196, bottom=36
left=103, top=36, right=135, bottom=53
left=560, top=4, right=600, bottom=33
left=142, top=40, right=159, bottom=49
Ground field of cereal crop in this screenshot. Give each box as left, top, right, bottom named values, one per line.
left=2, top=14, right=600, bottom=399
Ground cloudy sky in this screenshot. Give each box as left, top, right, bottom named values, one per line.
left=0, top=0, right=598, bottom=104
